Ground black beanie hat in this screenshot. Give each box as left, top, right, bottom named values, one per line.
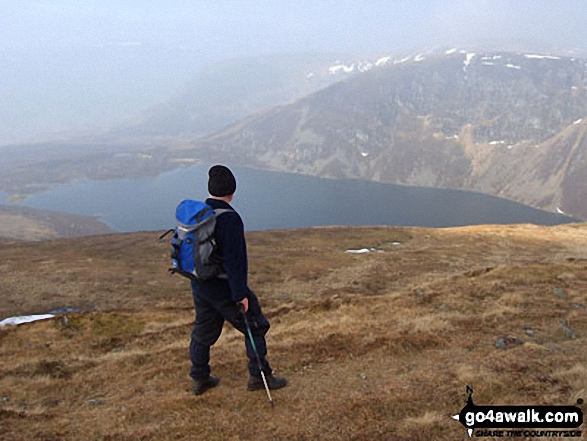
left=208, top=165, right=236, bottom=197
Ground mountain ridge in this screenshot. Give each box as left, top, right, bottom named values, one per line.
left=174, top=50, right=587, bottom=219
left=2, top=49, right=586, bottom=222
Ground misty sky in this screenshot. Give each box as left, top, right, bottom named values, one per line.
left=2, top=0, right=586, bottom=54
left=1, top=0, right=587, bottom=145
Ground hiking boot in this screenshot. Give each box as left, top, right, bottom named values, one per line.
left=192, top=375, right=219, bottom=396
left=247, top=374, right=288, bottom=391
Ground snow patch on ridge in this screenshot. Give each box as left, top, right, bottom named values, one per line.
left=463, top=53, right=476, bottom=72
left=394, top=56, right=411, bottom=64
left=376, top=56, right=391, bottom=66
left=524, top=54, right=561, bottom=60
left=329, top=64, right=355, bottom=74
left=358, top=61, right=374, bottom=72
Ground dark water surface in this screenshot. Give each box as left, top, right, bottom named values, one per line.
left=6, top=164, right=577, bottom=232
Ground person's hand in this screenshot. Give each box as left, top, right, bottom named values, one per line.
left=238, top=297, right=249, bottom=313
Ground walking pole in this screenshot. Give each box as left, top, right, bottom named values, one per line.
left=239, top=304, right=274, bottom=407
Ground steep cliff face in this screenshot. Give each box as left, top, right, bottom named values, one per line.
left=187, top=51, right=587, bottom=219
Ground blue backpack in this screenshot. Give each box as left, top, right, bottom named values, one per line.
left=160, top=200, right=232, bottom=281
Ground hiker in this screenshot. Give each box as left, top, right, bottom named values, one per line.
left=189, top=165, right=287, bottom=395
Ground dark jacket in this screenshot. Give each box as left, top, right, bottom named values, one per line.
left=191, top=198, right=250, bottom=303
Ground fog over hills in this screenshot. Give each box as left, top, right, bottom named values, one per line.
left=172, top=49, right=587, bottom=219
left=2, top=0, right=587, bottom=149
left=106, top=53, right=361, bottom=143
left=0, top=45, right=211, bottom=146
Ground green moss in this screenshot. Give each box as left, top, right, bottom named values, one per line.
left=90, top=314, right=145, bottom=339
left=58, top=313, right=145, bottom=340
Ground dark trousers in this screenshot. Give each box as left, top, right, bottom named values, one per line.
left=189, top=279, right=272, bottom=380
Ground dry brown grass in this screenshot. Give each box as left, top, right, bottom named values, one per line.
left=0, top=214, right=59, bottom=241
left=1, top=224, right=587, bottom=439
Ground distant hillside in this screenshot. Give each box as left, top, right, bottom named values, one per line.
left=180, top=50, right=587, bottom=220
left=1, top=224, right=586, bottom=439
left=0, top=205, right=114, bottom=240
left=106, top=54, right=365, bottom=143
left=0, top=54, right=369, bottom=199
left=3, top=50, right=587, bottom=223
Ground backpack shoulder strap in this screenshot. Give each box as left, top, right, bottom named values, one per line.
left=213, top=208, right=233, bottom=216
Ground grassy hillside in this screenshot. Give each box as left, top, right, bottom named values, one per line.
left=1, top=224, right=586, bottom=440
left=0, top=205, right=114, bottom=241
